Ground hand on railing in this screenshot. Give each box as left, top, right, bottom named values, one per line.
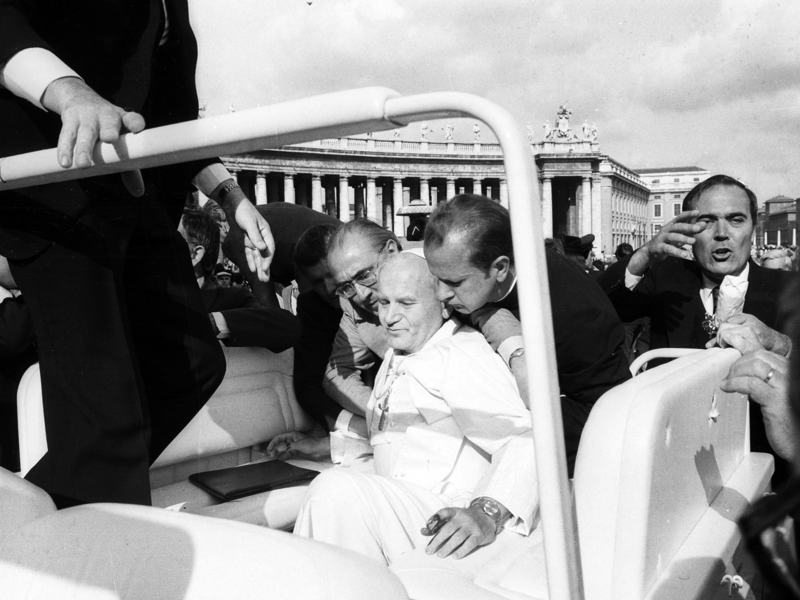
left=41, top=77, right=145, bottom=169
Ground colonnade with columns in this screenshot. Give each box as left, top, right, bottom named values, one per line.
left=539, top=174, right=600, bottom=239
left=225, top=166, right=508, bottom=236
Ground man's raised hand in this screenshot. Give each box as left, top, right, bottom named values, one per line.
left=627, top=210, right=707, bottom=276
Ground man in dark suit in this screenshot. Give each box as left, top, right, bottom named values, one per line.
left=424, top=195, right=631, bottom=475
left=0, top=0, right=272, bottom=506
left=222, top=202, right=341, bottom=304
left=180, top=209, right=300, bottom=352
left=597, top=174, right=794, bottom=484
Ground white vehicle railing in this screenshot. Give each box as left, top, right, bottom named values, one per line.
left=0, top=87, right=582, bottom=600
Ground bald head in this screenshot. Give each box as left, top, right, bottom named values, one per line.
left=376, top=253, right=444, bottom=354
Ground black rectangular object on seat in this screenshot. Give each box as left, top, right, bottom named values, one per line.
left=189, top=460, right=320, bottom=501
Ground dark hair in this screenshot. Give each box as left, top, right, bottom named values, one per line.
left=328, top=219, right=401, bottom=257
left=294, top=223, right=342, bottom=271
left=615, top=243, right=634, bottom=260
left=682, top=175, right=758, bottom=223
left=181, top=209, right=220, bottom=277
left=424, top=194, right=512, bottom=271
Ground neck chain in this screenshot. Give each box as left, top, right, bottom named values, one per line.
left=373, top=354, right=403, bottom=431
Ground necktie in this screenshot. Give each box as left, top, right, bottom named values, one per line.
left=711, top=285, right=720, bottom=315
left=702, top=285, right=721, bottom=338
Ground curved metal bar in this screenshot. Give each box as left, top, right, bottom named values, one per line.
left=0, top=88, right=583, bottom=600
left=386, top=93, right=583, bottom=600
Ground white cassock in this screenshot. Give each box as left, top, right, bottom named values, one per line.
left=294, top=319, right=538, bottom=565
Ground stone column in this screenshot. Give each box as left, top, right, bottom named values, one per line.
left=393, top=178, right=405, bottom=236
left=446, top=178, right=456, bottom=200
left=311, top=174, right=323, bottom=213
left=284, top=173, right=296, bottom=204
left=581, top=177, right=592, bottom=235
left=338, top=176, right=351, bottom=222
left=473, top=178, right=483, bottom=196
left=420, top=178, right=430, bottom=205
left=499, top=179, right=509, bottom=209
left=366, top=177, right=379, bottom=222
left=255, top=172, right=267, bottom=205
left=541, top=177, right=553, bottom=238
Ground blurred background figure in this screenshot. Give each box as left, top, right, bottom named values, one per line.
left=614, top=243, right=634, bottom=264
left=761, top=248, right=794, bottom=272
left=214, top=264, right=234, bottom=288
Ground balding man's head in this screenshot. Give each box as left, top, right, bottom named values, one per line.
left=376, top=253, right=444, bottom=354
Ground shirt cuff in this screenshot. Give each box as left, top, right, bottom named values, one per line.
left=192, top=163, right=233, bottom=197
left=211, top=312, right=230, bottom=339
left=334, top=410, right=354, bottom=432
left=624, top=268, right=644, bottom=290
left=329, top=428, right=371, bottom=465
left=497, top=335, right=524, bottom=367
left=1, top=47, right=82, bottom=111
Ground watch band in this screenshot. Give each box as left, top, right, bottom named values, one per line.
left=470, top=496, right=507, bottom=535
left=217, top=179, right=240, bottom=204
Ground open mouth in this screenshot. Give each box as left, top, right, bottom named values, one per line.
left=711, top=248, right=732, bottom=261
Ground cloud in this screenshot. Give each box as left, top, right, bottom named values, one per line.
left=191, top=0, right=800, bottom=199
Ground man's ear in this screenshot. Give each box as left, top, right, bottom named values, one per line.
left=491, top=255, right=511, bottom=283
left=384, top=239, right=399, bottom=255
left=190, top=244, right=206, bottom=268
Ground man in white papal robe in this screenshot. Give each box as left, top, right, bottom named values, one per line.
left=276, top=251, right=538, bottom=566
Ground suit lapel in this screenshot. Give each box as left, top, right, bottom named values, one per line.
left=666, top=260, right=708, bottom=349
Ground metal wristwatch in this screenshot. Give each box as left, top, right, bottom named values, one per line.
left=470, top=497, right=507, bottom=535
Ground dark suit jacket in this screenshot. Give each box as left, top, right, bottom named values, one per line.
left=201, top=283, right=301, bottom=353
left=486, top=249, right=631, bottom=475
left=222, top=202, right=341, bottom=289
left=598, top=255, right=795, bottom=485
left=598, top=256, right=792, bottom=351
left=293, top=290, right=344, bottom=430
left=0, top=0, right=217, bottom=258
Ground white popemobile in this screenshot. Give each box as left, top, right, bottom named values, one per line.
left=0, top=88, right=769, bottom=600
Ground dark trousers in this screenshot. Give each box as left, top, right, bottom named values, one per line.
left=9, top=193, right=225, bottom=506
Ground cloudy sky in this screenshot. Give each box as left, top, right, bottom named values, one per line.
left=191, top=0, right=799, bottom=202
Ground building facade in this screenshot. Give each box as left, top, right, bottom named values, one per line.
left=634, top=167, right=711, bottom=242
left=757, top=195, right=798, bottom=247
left=220, top=107, right=651, bottom=254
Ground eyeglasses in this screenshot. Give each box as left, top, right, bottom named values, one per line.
left=334, top=267, right=378, bottom=299
left=739, top=477, right=800, bottom=599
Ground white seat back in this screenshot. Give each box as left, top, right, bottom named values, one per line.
left=152, top=346, right=311, bottom=469
left=16, top=363, right=45, bottom=477
left=574, top=348, right=762, bottom=600
left=17, top=345, right=315, bottom=486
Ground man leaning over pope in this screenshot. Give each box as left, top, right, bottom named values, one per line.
left=268, top=250, right=537, bottom=565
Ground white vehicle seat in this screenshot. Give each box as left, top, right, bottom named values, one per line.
left=0, top=466, right=56, bottom=541
left=390, top=348, right=771, bottom=600
left=17, top=345, right=334, bottom=530
left=0, top=469, right=408, bottom=600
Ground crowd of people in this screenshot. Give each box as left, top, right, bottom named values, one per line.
left=1, top=0, right=799, bottom=593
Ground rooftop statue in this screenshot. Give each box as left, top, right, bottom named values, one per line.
left=445, top=122, right=454, bottom=141
left=553, top=104, right=579, bottom=142
left=473, top=122, right=481, bottom=142
left=420, top=122, right=428, bottom=141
